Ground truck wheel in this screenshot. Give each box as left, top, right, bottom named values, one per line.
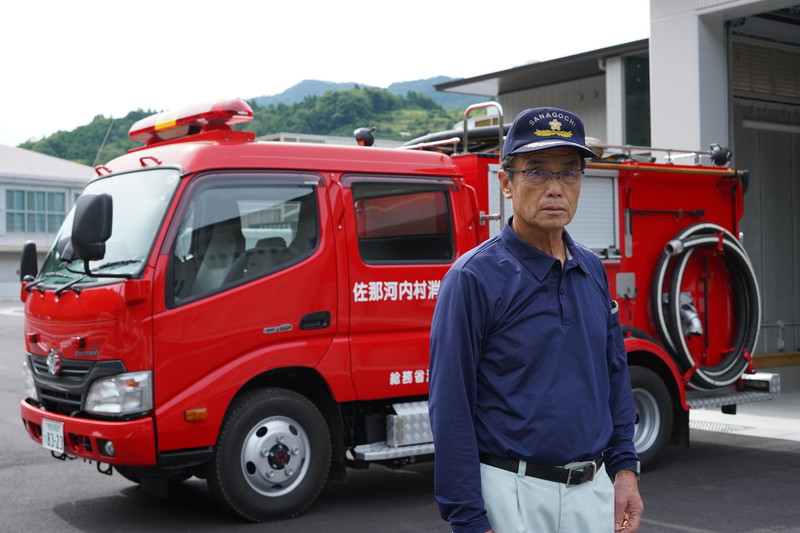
left=207, top=388, right=331, bottom=522
left=629, top=366, right=673, bottom=468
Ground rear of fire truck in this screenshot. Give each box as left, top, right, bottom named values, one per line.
left=404, top=102, right=780, bottom=466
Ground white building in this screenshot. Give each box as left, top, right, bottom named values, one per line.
left=438, top=0, right=800, bottom=363
left=0, top=144, right=91, bottom=299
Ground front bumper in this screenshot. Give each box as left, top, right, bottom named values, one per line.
left=20, top=398, right=157, bottom=466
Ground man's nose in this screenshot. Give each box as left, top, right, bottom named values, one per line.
left=544, top=177, right=565, bottom=195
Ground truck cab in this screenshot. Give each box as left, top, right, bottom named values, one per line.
left=20, top=99, right=480, bottom=521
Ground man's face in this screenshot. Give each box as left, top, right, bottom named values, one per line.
left=499, top=147, right=583, bottom=237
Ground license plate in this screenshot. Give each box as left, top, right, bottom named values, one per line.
left=42, top=418, right=64, bottom=453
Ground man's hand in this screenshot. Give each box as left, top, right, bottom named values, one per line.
left=613, top=469, right=643, bottom=532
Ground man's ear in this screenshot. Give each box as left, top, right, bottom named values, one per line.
left=498, top=171, right=513, bottom=199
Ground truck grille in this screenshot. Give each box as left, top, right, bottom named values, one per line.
left=28, top=354, right=126, bottom=417
left=30, top=355, right=92, bottom=379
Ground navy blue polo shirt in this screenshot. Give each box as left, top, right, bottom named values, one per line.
left=428, top=221, right=638, bottom=533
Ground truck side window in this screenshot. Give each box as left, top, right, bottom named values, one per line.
left=172, top=181, right=318, bottom=303
left=352, top=182, right=453, bottom=264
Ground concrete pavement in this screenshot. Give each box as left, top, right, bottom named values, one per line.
left=690, top=386, right=800, bottom=442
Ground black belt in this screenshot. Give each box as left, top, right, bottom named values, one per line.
left=479, top=453, right=602, bottom=487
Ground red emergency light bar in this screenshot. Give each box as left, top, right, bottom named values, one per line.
left=129, top=99, right=255, bottom=146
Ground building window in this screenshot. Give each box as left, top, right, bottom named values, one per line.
left=6, top=190, right=66, bottom=233
left=624, top=53, right=651, bottom=146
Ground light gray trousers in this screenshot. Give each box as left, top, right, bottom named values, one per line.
left=480, top=461, right=614, bottom=533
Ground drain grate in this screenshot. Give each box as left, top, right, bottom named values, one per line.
left=689, top=420, right=753, bottom=433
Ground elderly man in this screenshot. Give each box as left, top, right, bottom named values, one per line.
left=428, top=107, right=643, bottom=533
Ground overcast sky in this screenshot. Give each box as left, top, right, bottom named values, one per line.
left=1, top=0, right=649, bottom=148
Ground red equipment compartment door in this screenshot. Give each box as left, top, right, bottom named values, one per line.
left=621, top=167, right=754, bottom=389
left=342, top=176, right=458, bottom=400
left=151, top=172, right=337, bottom=451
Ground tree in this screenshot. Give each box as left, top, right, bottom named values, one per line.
left=21, top=88, right=462, bottom=163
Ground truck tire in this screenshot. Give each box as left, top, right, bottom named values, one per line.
left=629, top=366, right=673, bottom=468
left=207, top=388, right=331, bottom=522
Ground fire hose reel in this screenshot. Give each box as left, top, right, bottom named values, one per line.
left=652, top=223, right=761, bottom=390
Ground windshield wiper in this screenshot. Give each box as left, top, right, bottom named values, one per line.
left=24, top=271, right=72, bottom=293
left=46, top=261, right=142, bottom=295
left=74, top=259, right=142, bottom=279
left=23, top=279, right=44, bottom=292
left=54, top=275, right=88, bottom=297
left=40, top=271, right=73, bottom=279
left=94, top=259, right=142, bottom=271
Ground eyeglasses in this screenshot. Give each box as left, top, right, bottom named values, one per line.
left=504, top=168, right=584, bottom=186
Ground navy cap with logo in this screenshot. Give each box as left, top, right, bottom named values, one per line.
left=502, top=107, right=597, bottom=160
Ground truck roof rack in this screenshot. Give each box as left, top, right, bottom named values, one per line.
left=402, top=102, right=733, bottom=168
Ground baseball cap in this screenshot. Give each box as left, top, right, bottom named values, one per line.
left=502, top=107, right=597, bottom=159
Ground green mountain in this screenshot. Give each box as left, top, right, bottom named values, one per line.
left=19, top=79, right=488, bottom=165
left=253, top=77, right=484, bottom=110
left=253, top=80, right=365, bottom=107
left=387, top=76, right=485, bottom=110
left=19, top=110, right=152, bottom=167
left=244, top=85, right=461, bottom=141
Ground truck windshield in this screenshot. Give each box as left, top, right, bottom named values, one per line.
left=38, top=168, right=180, bottom=284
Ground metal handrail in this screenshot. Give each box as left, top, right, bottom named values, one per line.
left=462, top=102, right=504, bottom=156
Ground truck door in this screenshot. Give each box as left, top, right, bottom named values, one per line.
left=341, top=175, right=457, bottom=400
left=152, top=172, right=337, bottom=451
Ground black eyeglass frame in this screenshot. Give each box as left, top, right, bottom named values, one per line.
left=503, top=168, right=584, bottom=186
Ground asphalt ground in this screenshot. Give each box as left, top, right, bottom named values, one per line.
left=2, top=302, right=799, bottom=532
left=642, top=408, right=800, bottom=532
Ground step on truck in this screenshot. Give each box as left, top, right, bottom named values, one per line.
left=19, top=99, right=779, bottom=521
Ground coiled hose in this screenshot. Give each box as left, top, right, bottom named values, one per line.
left=651, top=223, right=761, bottom=390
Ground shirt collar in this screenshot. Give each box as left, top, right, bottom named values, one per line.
left=499, top=217, right=590, bottom=281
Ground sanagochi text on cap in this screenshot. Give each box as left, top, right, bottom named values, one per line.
left=502, top=106, right=597, bottom=159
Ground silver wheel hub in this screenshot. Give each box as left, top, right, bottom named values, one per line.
left=241, top=415, right=310, bottom=497
left=632, top=387, right=661, bottom=453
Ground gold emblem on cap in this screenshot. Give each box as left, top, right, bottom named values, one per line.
left=530, top=113, right=575, bottom=138
left=534, top=128, right=573, bottom=139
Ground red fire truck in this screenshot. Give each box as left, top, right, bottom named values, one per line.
left=19, top=99, right=778, bottom=521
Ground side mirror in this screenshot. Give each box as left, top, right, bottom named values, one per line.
left=19, top=241, right=38, bottom=281
left=56, top=235, right=78, bottom=262
left=71, top=193, right=113, bottom=263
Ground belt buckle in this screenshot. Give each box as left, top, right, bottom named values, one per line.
left=565, top=461, right=596, bottom=487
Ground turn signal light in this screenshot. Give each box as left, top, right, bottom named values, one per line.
left=184, top=407, right=208, bottom=422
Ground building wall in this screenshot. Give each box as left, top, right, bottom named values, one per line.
left=604, top=56, right=625, bottom=146
left=650, top=0, right=729, bottom=150
left=499, top=75, right=608, bottom=142
left=0, top=146, right=90, bottom=300
left=734, top=100, right=800, bottom=354
left=649, top=0, right=800, bottom=355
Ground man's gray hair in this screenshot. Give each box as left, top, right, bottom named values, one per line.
left=499, top=155, right=516, bottom=175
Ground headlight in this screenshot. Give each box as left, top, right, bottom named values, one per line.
left=85, top=371, right=153, bottom=415
left=23, top=360, right=38, bottom=401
